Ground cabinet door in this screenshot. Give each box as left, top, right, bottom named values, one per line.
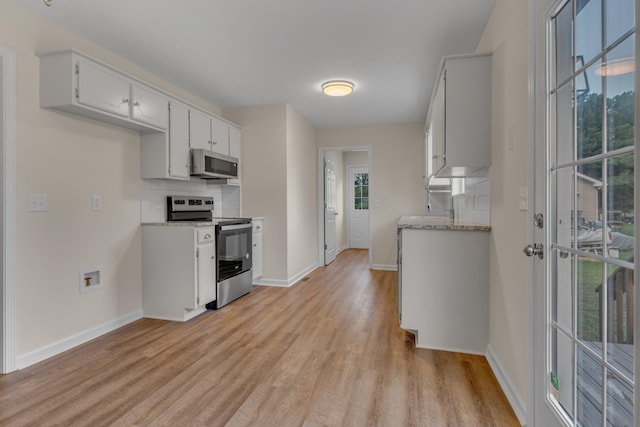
left=210, top=117, right=230, bottom=155
left=131, top=84, right=169, bottom=130
left=77, top=59, right=130, bottom=117
left=197, top=243, right=216, bottom=306
left=227, top=126, right=241, bottom=186
left=168, top=100, right=191, bottom=180
left=189, top=109, right=212, bottom=150
left=431, top=72, right=446, bottom=175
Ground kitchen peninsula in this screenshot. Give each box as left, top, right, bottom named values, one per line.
left=398, top=216, right=490, bottom=354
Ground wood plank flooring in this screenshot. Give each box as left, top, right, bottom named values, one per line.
left=0, top=249, right=519, bottom=426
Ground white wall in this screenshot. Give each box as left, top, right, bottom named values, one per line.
left=476, top=0, right=530, bottom=409
left=2, top=1, right=223, bottom=358
left=317, top=124, right=424, bottom=268
left=223, top=105, right=288, bottom=281
left=285, top=106, right=318, bottom=278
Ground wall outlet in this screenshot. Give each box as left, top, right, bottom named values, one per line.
left=28, top=194, right=48, bottom=212
left=91, top=195, right=102, bottom=211
left=80, top=268, right=103, bottom=293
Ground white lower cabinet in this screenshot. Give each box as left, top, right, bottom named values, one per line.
left=399, top=227, right=489, bottom=354
left=252, top=219, right=263, bottom=280
left=142, top=225, right=216, bottom=321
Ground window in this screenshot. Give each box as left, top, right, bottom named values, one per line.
left=354, top=173, right=369, bottom=210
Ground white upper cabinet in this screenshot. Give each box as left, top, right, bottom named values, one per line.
left=426, top=53, right=492, bottom=178
left=76, top=59, right=130, bottom=118
left=210, top=116, right=230, bottom=155
left=189, top=109, right=213, bottom=151
left=189, top=111, right=231, bottom=156
left=131, top=84, right=169, bottom=130
left=39, top=50, right=168, bottom=132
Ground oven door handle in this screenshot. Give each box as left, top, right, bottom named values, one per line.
left=219, top=223, right=252, bottom=232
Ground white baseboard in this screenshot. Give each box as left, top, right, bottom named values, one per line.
left=372, top=264, right=397, bottom=271
left=254, top=262, right=321, bottom=288
left=16, top=309, right=143, bottom=370
left=415, top=342, right=486, bottom=356
left=486, top=345, right=527, bottom=426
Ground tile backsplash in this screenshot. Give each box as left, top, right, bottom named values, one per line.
left=424, top=168, right=491, bottom=225
left=140, top=179, right=241, bottom=223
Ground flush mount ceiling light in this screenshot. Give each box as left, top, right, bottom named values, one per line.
left=321, top=80, right=354, bottom=97
left=594, top=57, right=635, bottom=76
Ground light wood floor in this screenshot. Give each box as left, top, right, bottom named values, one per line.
left=0, top=249, right=519, bottom=426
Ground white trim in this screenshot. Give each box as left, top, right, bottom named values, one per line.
left=16, top=309, right=143, bottom=370
left=372, top=264, right=397, bottom=271
left=486, top=345, right=527, bottom=426
left=414, top=342, right=486, bottom=356
left=0, top=46, right=16, bottom=374
left=254, top=263, right=320, bottom=288
left=317, top=145, right=373, bottom=270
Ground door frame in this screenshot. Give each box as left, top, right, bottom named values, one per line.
left=317, top=146, right=373, bottom=269
left=0, top=46, right=17, bottom=374
left=345, top=163, right=369, bottom=249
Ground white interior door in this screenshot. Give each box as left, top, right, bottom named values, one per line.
left=324, top=159, right=337, bottom=265
left=347, top=165, right=369, bottom=249
left=531, top=0, right=637, bottom=425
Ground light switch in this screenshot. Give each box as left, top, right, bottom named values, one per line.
left=519, top=187, right=528, bottom=211
left=92, top=195, right=102, bottom=211
left=28, top=194, right=48, bottom=212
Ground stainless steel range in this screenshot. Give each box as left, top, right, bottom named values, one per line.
left=167, top=196, right=253, bottom=309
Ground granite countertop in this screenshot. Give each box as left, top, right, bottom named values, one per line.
left=398, top=216, right=491, bottom=232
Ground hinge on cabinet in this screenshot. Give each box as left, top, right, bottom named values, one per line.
left=196, top=248, right=199, bottom=257
left=75, top=88, right=79, bottom=99
left=75, top=63, right=79, bottom=74
left=197, top=297, right=200, bottom=305
left=324, top=244, right=327, bottom=250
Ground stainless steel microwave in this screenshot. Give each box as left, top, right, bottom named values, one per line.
left=190, top=148, right=238, bottom=179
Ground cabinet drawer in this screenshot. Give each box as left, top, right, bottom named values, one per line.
left=197, top=228, right=215, bottom=244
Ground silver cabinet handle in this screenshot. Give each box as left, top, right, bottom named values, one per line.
left=133, top=101, right=140, bottom=107
left=121, top=98, right=129, bottom=104
left=204, top=234, right=212, bottom=239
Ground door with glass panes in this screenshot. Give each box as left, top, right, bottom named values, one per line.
left=531, top=0, right=637, bottom=425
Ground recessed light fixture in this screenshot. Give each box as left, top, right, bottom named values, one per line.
left=321, top=80, right=354, bottom=97
left=594, top=57, right=635, bottom=76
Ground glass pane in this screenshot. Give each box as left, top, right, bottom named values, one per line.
left=362, top=173, right=368, bottom=186
left=606, top=0, right=634, bottom=46
left=606, top=369, right=634, bottom=426
left=553, top=250, right=574, bottom=332
left=556, top=81, right=574, bottom=166
left=578, top=256, right=603, bottom=342
left=577, top=347, right=603, bottom=426
left=361, top=198, right=368, bottom=210
left=576, top=0, right=603, bottom=66
left=553, top=329, right=575, bottom=419
left=355, top=186, right=362, bottom=198
left=606, top=153, right=634, bottom=243
left=605, top=36, right=635, bottom=152
left=555, top=0, right=574, bottom=84
left=576, top=160, right=603, bottom=241
left=605, top=261, right=635, bottom=376
left=553, top=167, right=576, bottom=248
left=577, top=60, right=603, bottom=159
left=362, top=186, right=368, bottom=197
left=354, top=199, right=361, bottom=210
left=354, top=174, right=362, bottom=186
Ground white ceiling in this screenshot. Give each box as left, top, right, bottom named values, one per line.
left=18, top=0, right=496, bottom=129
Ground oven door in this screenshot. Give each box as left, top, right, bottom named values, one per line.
left=216, top=223, right=252, bottom=282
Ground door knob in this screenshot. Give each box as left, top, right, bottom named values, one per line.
left=523, top=243, right=544, bottom=259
